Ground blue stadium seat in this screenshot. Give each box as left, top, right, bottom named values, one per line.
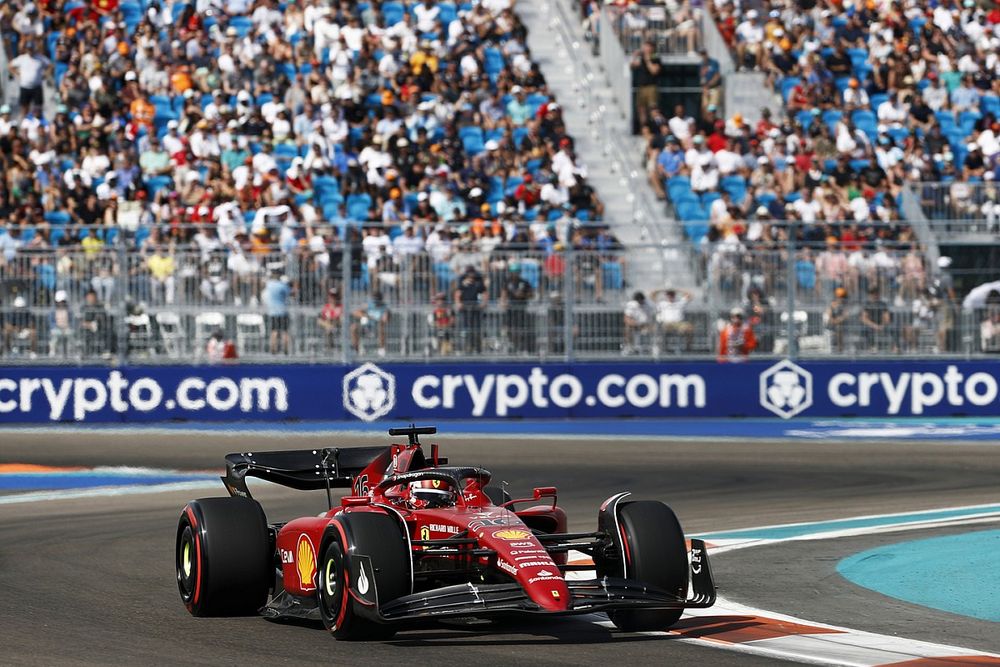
left=504, top=176, right=524, bottom=197
left=959, top=110, right=982, bottom=135
left=382, top=1, right=405, bottom=25
left=720, top=175, right=746, bottom=202
left=44, top=211, right=71, bottom=226
left=484, top=47, right=504, bottom=75
left=229, top=16, right=253, bottom=38
left=982, top=95, right=1000, bottom=117
left=666, top=175, right=692, bottom=200
left=779, top=77, right=800, bottom=103
left=439, top=2, right=457, bottom=24
left=146, top=175, right=172, bottom=197
left=936, top=110, right=956, bottom=131
left=346, top=193, right=372, bottom=221
left=822, top=109, right=842, bottom=132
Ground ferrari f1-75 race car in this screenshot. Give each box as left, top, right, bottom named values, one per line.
left=175, top=426, right=716, bottom=639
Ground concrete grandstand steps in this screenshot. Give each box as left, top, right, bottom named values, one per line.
left=517, top=0, right=695, bottom=292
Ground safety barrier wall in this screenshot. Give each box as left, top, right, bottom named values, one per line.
left=2, top=359, right=1000, bottom=424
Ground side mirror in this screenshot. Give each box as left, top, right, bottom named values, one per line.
left=532, top=486, right=557, bottom=500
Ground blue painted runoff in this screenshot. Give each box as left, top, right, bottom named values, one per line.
left=702, top=505, right=1000, bottom=541
left=0, top=472, right=216, bottom=491
left=837, top=529, right=1000, bottom=622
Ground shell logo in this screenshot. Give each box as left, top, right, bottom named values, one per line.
left=493, top=529, right=532, bottom=541
left=296, top=534, right=317, bottom=591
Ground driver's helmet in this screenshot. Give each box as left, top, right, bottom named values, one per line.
left=409, top=479, right=456, bottom=509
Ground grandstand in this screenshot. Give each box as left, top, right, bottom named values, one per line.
left=0, top=0, right=999, bottom=362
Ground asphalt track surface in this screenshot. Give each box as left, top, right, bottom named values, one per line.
left=1, top=432, right=998, bottom=666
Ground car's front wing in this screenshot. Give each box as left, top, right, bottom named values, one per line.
left=377, top=539, right=717, bottom=622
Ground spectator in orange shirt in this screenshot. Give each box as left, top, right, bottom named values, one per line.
left=171, top=64, right=193, bottom=94
left=129, top=93, right=155, bottom=132
left=718, top=307, right=757, bottom=361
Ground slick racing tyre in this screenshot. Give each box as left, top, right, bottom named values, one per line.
left=318, top=512, right=410, bottom=640
left=176, top=497, right=271, bottom=617
left=601, top=500, right=689, bottom=631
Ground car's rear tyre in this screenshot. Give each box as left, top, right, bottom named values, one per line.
left=601, top=500, right=689, bottom=631
left=318, top=512, right=409, bottom=640
left=176, top=497, right=271, bottom=617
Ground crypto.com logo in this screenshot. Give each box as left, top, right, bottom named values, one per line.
left=759, top=360, right=812, bottom=419
left=343, top=363, right=395, bottom=422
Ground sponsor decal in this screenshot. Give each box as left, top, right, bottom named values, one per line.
left=428, top=523, right=459, bottom=534
left=827, top=366, right=1000, bottom=415
left=0, top=371, right=288, bottom=422
left=551, top=590, right=561, bottom=600
left=760, top=360, right=813, bottom=419
left=343, top=363, right=396, bottom=422
left=493, top=529, right=532, bottom=541
left=528, top=573, right=561, bottom=584
left=512, top=560, right=552, bottom=568
left=357, top=562, right=370, bottom=596
left=420, top=526, right=431, bottom=541
left=496, top=559, right=517, bottom=576
left=411, top=367, right=707, bottom=416
left=279, top=548, right=294, bottom=564
left=509, top=541, right=535, bottom=548
left=691, top=547, right=703, bottom=575
left=469, top=518, right=510, bottom=531
left=296, top=534, right=317, bottom=591
left=512, top=552, right=549, bottom=559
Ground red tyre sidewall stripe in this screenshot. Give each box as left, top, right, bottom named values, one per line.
left=329, top=519, right=350, bottom=631
left=619, top=523, right=632, bottom=568
left=185, top=507, right=202, bottom=607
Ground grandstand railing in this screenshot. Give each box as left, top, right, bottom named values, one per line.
left=601, top=4, right=702, bottom=57
left=1, top=227, right=997, bottom=364
left=913, top=182, right=1000, bottom=233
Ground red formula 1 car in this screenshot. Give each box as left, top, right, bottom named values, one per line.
left=175, top=426, right=715, bottom=639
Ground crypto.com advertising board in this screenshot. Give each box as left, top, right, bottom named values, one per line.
left=1, top=360, right=1000, bottom=423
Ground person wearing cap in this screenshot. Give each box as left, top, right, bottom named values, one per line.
left=623, top=291, right=655, bottom=355
left=4, top=294, right=38, bottom=356
left=718, top=306, right=757, bottom=361
left=735, top=9, right=765, bottom=70
left=506, top=85, right=531, bottom=126
left=964, top=141, right=986, bottom=180
left=49, top=291, right=75, bottom=357
left=630, top=40, right=662, bottom=128
left=454, top=263, right=487, bottom=354
left=129, top=91, right=156, bottom=132
left=842, top=77, right=869, bottom=111
left=825, top=287, right=850, bottom=353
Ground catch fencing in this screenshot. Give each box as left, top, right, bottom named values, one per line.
left=1, top=225, right=998, bottom=364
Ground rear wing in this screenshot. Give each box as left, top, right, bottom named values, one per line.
left=222, top=447, right=390, bottom=499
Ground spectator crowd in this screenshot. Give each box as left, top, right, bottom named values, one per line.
left=0, top=0, right=622, bottom=358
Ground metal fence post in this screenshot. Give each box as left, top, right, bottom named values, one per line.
left=116, top=243, right=128, bottom=367
left=786, top=222, right=798, bottom=360
left=340, top=238, right=351, bottom=364
left=564, top=242, right=574, bottom=361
